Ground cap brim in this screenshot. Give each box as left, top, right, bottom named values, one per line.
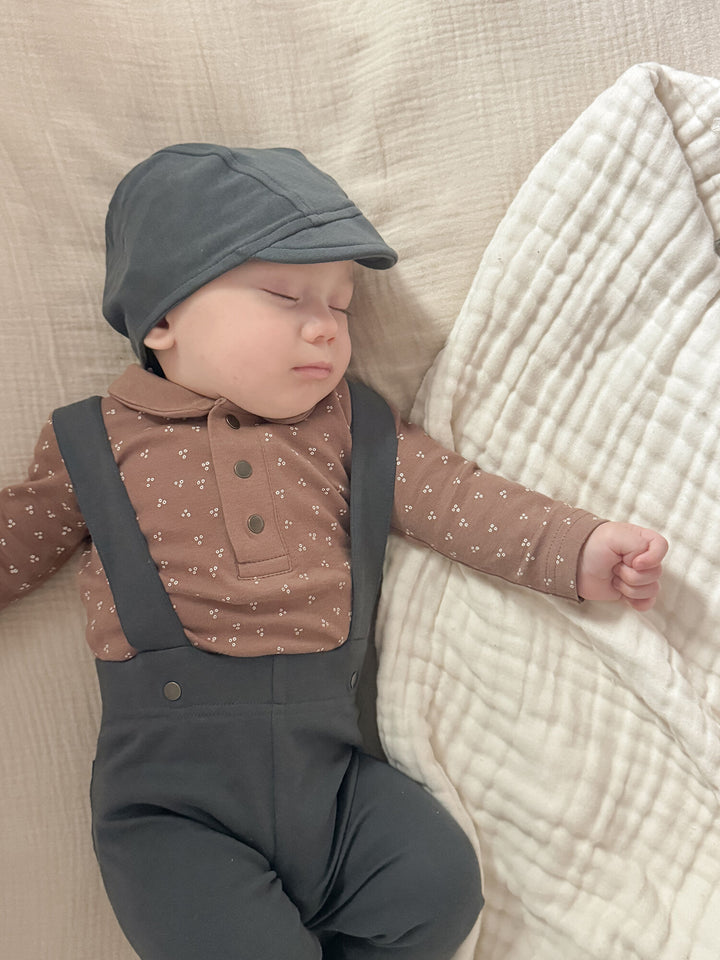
left=255, top=215, right=397, bottom=270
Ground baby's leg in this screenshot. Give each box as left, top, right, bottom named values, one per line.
left=95, top=811, right=323, bottom=960
left=311, top=753, right=483, bottom=959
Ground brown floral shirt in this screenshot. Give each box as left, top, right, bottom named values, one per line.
left=0, top=366, right=602, bottom=659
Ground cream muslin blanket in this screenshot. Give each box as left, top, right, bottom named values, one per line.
left=376, top=63, right=720, bottom=959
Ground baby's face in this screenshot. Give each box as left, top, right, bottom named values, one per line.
left=144, top=260, right=354, bottom=419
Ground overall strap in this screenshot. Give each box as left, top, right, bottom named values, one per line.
left=52, top=397, right=186, bottom=652
left=347, top=380, right=398, bottom=641
left=51, top=383, right=398, bottom=654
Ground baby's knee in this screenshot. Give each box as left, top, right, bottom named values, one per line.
left=402, top=818, right=484, bottom=958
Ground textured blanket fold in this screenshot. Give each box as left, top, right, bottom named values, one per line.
left=376, top=63, right=720, bottom=960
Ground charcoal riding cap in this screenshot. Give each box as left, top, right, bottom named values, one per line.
left=102, top=143, right=398, bottom=361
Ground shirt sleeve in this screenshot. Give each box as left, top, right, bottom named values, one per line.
left=0, top=418, right=88, bottom=610
left=390, top=417, right=605, bottom=601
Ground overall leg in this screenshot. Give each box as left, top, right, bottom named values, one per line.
left=312, top=753, right=483, bottom=960
left=95, top=811, right=323, bottom=960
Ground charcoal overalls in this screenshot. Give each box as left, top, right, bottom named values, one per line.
left=53, top=382, right=483, bottom=960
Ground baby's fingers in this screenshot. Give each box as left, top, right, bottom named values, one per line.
left=624, top=530, right=669, bottom=569
left=612, top=563, right=662, bottom=610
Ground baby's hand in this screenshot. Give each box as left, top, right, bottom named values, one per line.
left=577, top=523, right=668, bottom=611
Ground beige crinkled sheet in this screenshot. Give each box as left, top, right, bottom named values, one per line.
left=1, top=2, right=720, bottom=958
left=377, top=62, right=720, bottom=960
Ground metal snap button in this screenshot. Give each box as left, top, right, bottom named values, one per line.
left=247, top=514, right=265, bottom=534
left=234, top=460, right=253, bottom=479
left=225, top=414, right=241, bottom=430
left=163, top=681, right=182, bottom=702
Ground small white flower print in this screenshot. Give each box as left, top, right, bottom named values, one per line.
left=181, top=508, right=191, bottom=518
left=201, top=461, right=210, bottom=471
left=157, top=498, right=167, bottom=508
left=458, top=518, right=469, bottom=528
left=496, top=548, right=506, bottom=559
left=178, top=448, right=189, bottom=459
left=196, top=479, right=206, bottom=490
left=277, top=457, right=286, bottom=467
left=427, top=510, right=437, bottom=520
left=140, top=449, right=150, bottom=459
left=281, top=584, right=291, bottom=594
left=194, top=534, right=204, bottom=546
left=209, top=608, right=219, bottom=620
left=264, top=432, right=273, bottom=442
left=174, top=479, right=184, bottom=488
left=275, top=489, right=286, bottom=499
left=422, top=484, right=433, bottom=494
left=488, top=523, right=498, bottom=533
left=499, top=490, right=508, bottom=499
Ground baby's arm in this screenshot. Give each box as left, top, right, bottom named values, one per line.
left=577, top=522, right=668, bottom=611
left=0, top=418, right=86, bottom=611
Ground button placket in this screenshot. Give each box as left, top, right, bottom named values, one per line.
left=208, top=402, right=291, bottom=576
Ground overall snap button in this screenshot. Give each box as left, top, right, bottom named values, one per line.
left=247, top=514, right=265, bottom=534
left=163, top=681, right=182, bottom=702
left=234, top=460, right=253, bottom=479
left=225, top=414, right=240, bottom=430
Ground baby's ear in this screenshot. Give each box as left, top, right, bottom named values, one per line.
left=143, top=317, right=175, bottom=351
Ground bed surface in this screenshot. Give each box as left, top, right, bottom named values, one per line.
left=2, top=2, right=719, bottom=956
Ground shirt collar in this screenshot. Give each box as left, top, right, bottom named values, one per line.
left=108, top=364, right=217, bottom=419
left=107, top=364, right=327, bottom=425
